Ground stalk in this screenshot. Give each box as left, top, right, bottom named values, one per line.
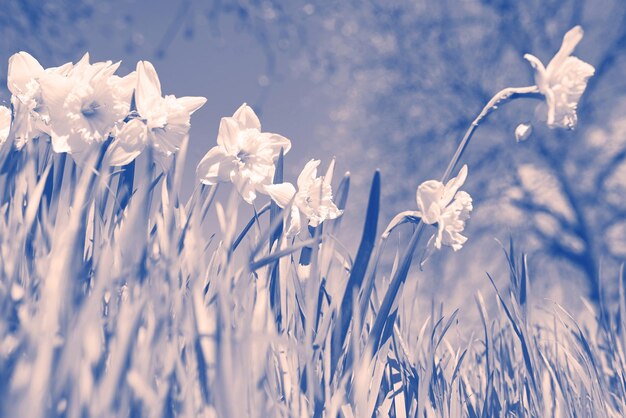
left=366, top=85, right=540, bottom=357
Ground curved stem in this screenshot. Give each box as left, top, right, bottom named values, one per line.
left=367, top=85, right=541, bottom=356
left=441, top=85, right=539, bottom=182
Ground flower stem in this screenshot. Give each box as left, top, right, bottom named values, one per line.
left=367, top=85, right=540, bottom=357
left=441, top=85, right=539, bottom=182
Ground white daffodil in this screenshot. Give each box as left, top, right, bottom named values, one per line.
left=7, top=51, right=72, bottom=149
left=264, top=159, right=342, bottom=236
left=196, top=103, right=291, bottom=204
left=0, top=106, right=12, bottom=145
left=107, top=60, right=206, bottom=166
left=38, top=53, right=135, bottom=162
left=524, top=26, right=595, bottom=129
left=415, top=165, right=473, bottom=251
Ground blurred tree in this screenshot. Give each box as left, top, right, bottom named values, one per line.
left=0, top=0, right=147, bottom=96
left=299, top=0, right=626, bottom=302
left=0, top=0, right=92, bottom=89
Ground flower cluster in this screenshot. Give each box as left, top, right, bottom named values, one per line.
left=3, top=52, right=206, bottom=165
left=0, top=24, right=595, bottom=251
left=196, top=103, right=343, bottom=234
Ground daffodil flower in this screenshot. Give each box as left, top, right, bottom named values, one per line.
left=416, top=165, right=473, bottom=250
left=196, top=103, right=291, bottom=204
left=524, top=26, right=595, bottom=129
left=7, top=51, right=72, bottom=149
left=38, top=53, right=136, bottom=162
left=107, top=60, right=206, bottom=166
left=385, top=166, right=472, bottom=250
left=264, top=159, right=342, bottom=236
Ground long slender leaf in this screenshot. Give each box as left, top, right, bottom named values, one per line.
left=331, top=170, right=380, bottom=378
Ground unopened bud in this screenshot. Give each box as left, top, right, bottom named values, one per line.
left=515, top=123, right=533, bottom=142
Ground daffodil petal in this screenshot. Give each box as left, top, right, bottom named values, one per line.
left=434, top=223, right=445, bottom=250
left=136, top=61, right=162, bottom=116
left=523, top=54, right=548, bottom=93
left=177, top=96, right=207, bottom=115
left=547, top=25, right=584, bottom=75
left=216, top=117, right=241, bottom=154
left=442, top=165, right=468, bottom=205
left=48, top=61, right=74, bottom=76
left=107, top=119, right=148, bottom=166
left=264, top=182, right=296, bottom=208
left=96, top=60, right=122, bottom=81
left=73, top=53, right=91, bottom=73
left=7, top=52, right=44, bottom=95
left=235, top=177, right=257, bottom=204
left=415, top=179, right=444, bottom=224
left=197, top=145, right=238, bottom=185
left=297, top=159, right=320, bottom=191
left=233, top=103, right=261, bottom=130
left=286, top=206, right=302, bottom=236
left=326, top=200, right=342, bottom=220
left=0, top=106, right=11, bottom=145
left=264, top=133, right=292, bottom=155
left=111, top=71, right=137, bottom=105
left=544, top=88, right=557, bottom=127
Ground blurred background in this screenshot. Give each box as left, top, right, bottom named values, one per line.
left=2, top=0, right=625, bottom=315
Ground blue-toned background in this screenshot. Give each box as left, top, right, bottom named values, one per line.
left=2, top=0, right=625, bottom=313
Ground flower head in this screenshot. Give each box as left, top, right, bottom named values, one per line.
left=524, top=26, right=595, bottom=129
left=264, top=159, right=342, bottom=236
left=107, top=61, right=206, bottom=166
left=196, top=103, right=291, bottom=203
left=38, top=53, right=135, bottom=162
left=6, top=52, right=72, bottom=149
left=416, top=165, right=472, bottom=250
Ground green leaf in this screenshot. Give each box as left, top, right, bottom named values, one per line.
left=331, top=170, right=380, bottom=378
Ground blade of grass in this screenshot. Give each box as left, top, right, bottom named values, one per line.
left=331, top=170, right=380, bottom=379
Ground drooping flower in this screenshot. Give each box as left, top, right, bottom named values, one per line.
left=0, top=106, right=12, bottom=145
left=415, top=165, right=473, bottom=251
left=38, top=53, right=136, bottom=162
left=196, top=103, right=291, bottom=203
left=107, top=61, right=207, bottom=166
left=6, top=52, right=73, bottom=149
left=264, top=159, right=342, bottom=236
left=524, top=26, right=595, bottom=129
